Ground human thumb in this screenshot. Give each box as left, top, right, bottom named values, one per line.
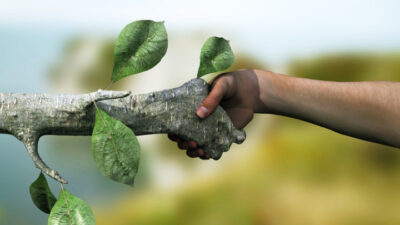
left=196, top=80, right=227, bottom=119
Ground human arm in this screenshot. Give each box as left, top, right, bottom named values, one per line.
left=169, top=69, right=400, bottom=159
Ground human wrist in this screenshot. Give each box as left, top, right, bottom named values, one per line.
left=253, top=69, right=291, bottom=114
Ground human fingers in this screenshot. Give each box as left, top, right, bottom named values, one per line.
left=167, top=135, right=210, bottom=159
left=167, top=133, right=181, bottom=143
left=187, top=141, right=197, bottom=149
left=200, top=152, right=211, bottom=160
left=196, top=79, right=228, bottom=119
left=186, top=149, right=198, bottom=158
left=186, top=148, right=205, bottom=158
left=178, top=141, right=189, bottom=149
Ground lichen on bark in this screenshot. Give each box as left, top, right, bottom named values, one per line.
left=0, top=79, right=245, bottom=183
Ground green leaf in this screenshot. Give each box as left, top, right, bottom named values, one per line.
left=48, top=189, right=95, bottom=225
left=111, top=20, right=168, bottom=83
left=91, top=109, right=141, bottom=186
left=29, top=173, right=57, bottom=214
left=197, top=37, right=235, bottom=78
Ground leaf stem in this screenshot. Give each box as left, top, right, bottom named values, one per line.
left=105, top=81, right=114, bottom=90
left=60, top=183, right=72, bottom=225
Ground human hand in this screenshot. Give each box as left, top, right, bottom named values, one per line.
left=168, top=69, right=262, bottom=159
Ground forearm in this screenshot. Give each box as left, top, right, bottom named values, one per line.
left=255, top=70, right=400, bottom=148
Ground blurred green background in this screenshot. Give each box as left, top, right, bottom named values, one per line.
left=1, top=0, right=400, bottom=224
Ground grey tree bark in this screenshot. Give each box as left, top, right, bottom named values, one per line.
left=0, top=79, right=245, bottom=184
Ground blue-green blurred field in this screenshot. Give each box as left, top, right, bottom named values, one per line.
left=1, top=1, right=400, bottom=224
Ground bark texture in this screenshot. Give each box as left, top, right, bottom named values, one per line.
left=0, top=79, right=245, bottom=183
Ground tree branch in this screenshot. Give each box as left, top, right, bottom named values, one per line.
left=0, top=79, right=245, bottom=183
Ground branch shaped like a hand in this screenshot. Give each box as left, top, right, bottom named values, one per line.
left=168, top=70, right=261, bottom=159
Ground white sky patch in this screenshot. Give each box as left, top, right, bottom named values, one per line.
left=0, top=0, right=399, bottom=68
left=1, top=0, right=399, bottom=30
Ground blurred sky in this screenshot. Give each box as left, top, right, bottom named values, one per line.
left=1, top=0, right=400, bottom=68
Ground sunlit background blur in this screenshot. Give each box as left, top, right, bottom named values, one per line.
left=1, top=0, right=400, bottom=224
